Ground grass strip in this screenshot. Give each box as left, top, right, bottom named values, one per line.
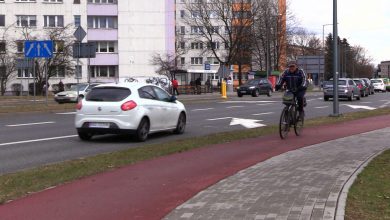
left=0, top=107, right=389, bottom=204
left=345, top=149, right=390, bottom=220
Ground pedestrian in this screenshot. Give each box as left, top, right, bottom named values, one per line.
left=190, top=80, right=195, bottom=94
left=205, top=78, right=211, bottom=93
left=58, top=80, right=64, bottom=92
left=195, top=77, right=202, bottom=94
left=171, top=78, right=179, bottom=96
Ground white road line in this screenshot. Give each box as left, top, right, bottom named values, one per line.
left=380, top=100, right=390, bottom=102
left=359, top=102, right=372, bottom=104
left=207, top=117, right=232, bottom=121
left=56, top=112, right=77, bottom=115
left=191, top=108, right=214, bottom=112
left=257, top=103, right=273, bottom=106
left=252, top=112, right=274, bottom=116
left=317, top=97, right=323, bottom=100
left=315, top=106, right=329, bottom=109
left=226, top=106, right=244, bottom=109
left=306, top=99, right=317, bottom=102
left=219, top=101, right=277, bottom=104
left=6, top=121, right=55, bottom=127
left=0, top=135, right=78, bottom=147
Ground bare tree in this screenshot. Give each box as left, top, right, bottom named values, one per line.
left=150, top=52, right=180, bottom=80
left=0, top=25, right=17, bottom=95
left=182, top=0, right=260, bottom=85
left=287, top=27, right=321, bottom=61
left=17, top=24, right=76, bottom=95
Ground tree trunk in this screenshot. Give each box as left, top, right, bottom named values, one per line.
left=238, top=62, right=242, bottom=86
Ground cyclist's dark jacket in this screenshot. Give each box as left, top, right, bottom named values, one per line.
left=276, top=68, right=308, bottom=92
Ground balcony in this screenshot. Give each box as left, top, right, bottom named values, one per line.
left=88, top=29, right=118, bottom=41
left=87, top=4, right=118, bottom=16
left=90, top=53, right=119, bottom=66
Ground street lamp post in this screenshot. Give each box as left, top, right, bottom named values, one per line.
left=322, top=24, right=332, bottom=82
left=332, top=0, right=340, bottom=117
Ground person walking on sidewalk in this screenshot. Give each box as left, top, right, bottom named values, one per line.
left=195, top=77, right=202, bottom=95
left=275, top=61, right=308, bottom=117
left=171, top=78, right=179, bottom=96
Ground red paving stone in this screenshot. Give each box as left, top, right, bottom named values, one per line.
left=0, top=114, right=389, bottom=220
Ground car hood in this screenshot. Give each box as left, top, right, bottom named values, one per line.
left=56, top=91, right=78, bottom=96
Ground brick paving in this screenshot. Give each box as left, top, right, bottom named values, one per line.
left=165, top=128, right=390, bottom=220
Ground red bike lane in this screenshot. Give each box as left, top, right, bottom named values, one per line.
left=0, top=114, right=389, bottom=220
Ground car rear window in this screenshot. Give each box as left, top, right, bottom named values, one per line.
left=371, top=80, right=381, bottom=83
left=324, top=80, right=346, bottom=85
left=86, top=87, right=131, bottom=102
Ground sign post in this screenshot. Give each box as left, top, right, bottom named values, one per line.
left=73, top=26, right=87, bottom=99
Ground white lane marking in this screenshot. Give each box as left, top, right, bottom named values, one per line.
left=226, top=106, right=244, bottom=109
left=359, top=102, right=372, bottom=104
left=343, top=104, right=377, bottom=110
left=56, top=112, right=77, bottom=115
left=380, top=100, right=390, bottom=102
left=207, top=117, right=232, bottom=121
left=317, top=97, right=323, bottom=100
left=191, top=108, right=214, bottom=112
left=230, top=118, right=266, bottom=129
left=0, top=135, right=78, bottom=147
left=219, top=101, right=277, bottom=104
left=306, top=99, right=317, bottom=102
left=252, top=112, right=274, bottom=116
left=257, top=103, right=273, bottom=106
left=315, top=106, right=329, bottom=109
left=6, top=121, right=55, bottom=127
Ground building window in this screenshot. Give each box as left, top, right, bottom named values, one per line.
left=191, top=57, right=203, bottom=65
left=207, top=57, right=220, bottom=65
left=16, top=41, right=24, bottom=53
left=52, top=66, right=65, bottom=78
left=53, top=41, right=64, bottom=53
left=74, top=15, right=81, bottom=27
left=90, top=66, right=117, bottom=78
left=191, top=42, right=203, bottom=50
left=180, top=10, right=185, bottom=18
left=15, top=0, right=36, bottom=2
left=179, top=26, right=185, bottom=35
left=180, top=57, right=185, bottom=65
left=0, top=15, right=5, bottom=27
left=87, top=16, right=118, bottom=29
left=0, top=66, right=6, bottom=79
left=74, top=0, right=80, bottom=3
left=16, top=15, right=37, bottom=27
left=93, top=41, right=117, bottom=53
left=17, top=68, right=32, bottom=78
left=179, top=42, right=185, bottom=50
left=191, top=26, right=203, bottom=34
left=0, top=41, right=5, bottom=53
left=87, top=0, right=118, bottom=4
left=44, top=15, right=64, bottom=27
left=207, top=41, right=220, bottom=49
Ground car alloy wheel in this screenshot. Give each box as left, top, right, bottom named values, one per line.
left=174, top=113, right=186, bottom=134
left=136, top=118, right=150, bottom=142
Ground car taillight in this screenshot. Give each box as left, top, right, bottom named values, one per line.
left=76, top=101, right=82, bottom=110
left=121, top=101, right=137, bottom=111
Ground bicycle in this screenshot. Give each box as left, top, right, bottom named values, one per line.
left=279, top=90, right=304, bottom=139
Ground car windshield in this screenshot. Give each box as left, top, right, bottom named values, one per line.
left=69, top=84, right=88, bottom=91
left=246, top=80, right=260, bottom=85
left=324, top=80, right=346, bottom=86
left=371, top=80, right=381, bottom=83
left=86, top=87, right=131, bottom=102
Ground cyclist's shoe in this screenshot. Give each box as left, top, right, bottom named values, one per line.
left=299, top=111, right=305, bottom=119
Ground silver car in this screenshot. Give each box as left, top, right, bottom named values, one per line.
left=323, top=78, right=360, bottom=101
left=54, top=83, right=99, bottom=103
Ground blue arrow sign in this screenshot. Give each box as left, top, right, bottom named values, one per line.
left=205, top=63, right=211, bottom=70
left=25, top=41, right=53, bottom=58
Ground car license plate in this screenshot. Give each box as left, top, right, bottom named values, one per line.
left=241, top=91, right=246, bottom=94
left=89, top=122, right=110, bottom=128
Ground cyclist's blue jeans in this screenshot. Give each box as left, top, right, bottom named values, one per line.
left=294, top=90, right=306, bottom=112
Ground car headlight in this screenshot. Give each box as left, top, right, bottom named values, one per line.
left=345, top=89, right=348, bottom=93
left=237, top=87, right=240, bottom=90
left=68, top=94, right=76, bottom=98
left=249, top=86, right=255, bottom=89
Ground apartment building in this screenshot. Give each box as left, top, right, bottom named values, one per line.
left=0, top=0, right=175, bottom=94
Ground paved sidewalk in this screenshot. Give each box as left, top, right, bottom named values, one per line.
left=165, top=128, right=390, bottom=220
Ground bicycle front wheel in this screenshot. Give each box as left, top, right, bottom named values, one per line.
left=294, top=111, right=304, bottom=136
left=279, top=107, right=290, bottom=139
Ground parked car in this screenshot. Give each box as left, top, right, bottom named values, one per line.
left=75, top=83, right=187, bottom=142
left=54, top=83, right=99, bottom=103
left=323, top=78, right=360, bottom=101
left=353, top=79, right=368, bottom=97
left=360, top=78, right=374, bottom=95
left=236, top=79, right=273, bottom=97
left=371, top=78, right=387, bottom=92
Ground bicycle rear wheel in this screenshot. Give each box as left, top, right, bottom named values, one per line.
left=294, top=111, right=304, bottom=136
left=279, top=107, right=290, bottom=139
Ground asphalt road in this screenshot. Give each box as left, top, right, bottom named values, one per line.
left=0, top=92, right=389, bottom=174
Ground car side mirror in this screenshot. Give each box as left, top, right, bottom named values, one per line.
left=170, top=96, right=177, bottom=102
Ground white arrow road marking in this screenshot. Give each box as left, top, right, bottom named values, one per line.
left=380, top=101, right=390, bottom=108
left=0, top=135, right=78, bottom=147
left=315, top=106, right=329, bottom=109
left=219, top=101, right=277, bottom=104
left=43, top=43, right=52, bottom=55
left=37, top=43, right=41, bottom=56
left=230, top=118, right=266, bottom=129
left=26, top=43, right=34, bottom=56
left=207, top=117, right=232, bottom=121
left=6, top=121, right=55, bottom=127
left=359, top=101, right=372, bottom=104
left=343, top=104, right=377, bottom=110
left=252, top=112, right=274, bottom=116
left=191, top=108, right=214, bottom=112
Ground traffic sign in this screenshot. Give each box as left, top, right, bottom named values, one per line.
left=24, top=41, right=53, bottom=58
left=205, top=63, right=211, bottom=70
left=73, top=42, right=96, bottom=58
left=74, top=26, right=87, bottom=42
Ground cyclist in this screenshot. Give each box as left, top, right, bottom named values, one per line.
left=275, top=61, right=308, bottom=117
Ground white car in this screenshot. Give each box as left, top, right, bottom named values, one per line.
left=54, top=83, right=99, bottom=103
left=371, top=79, right=387, bottom=92
left=75, top=83, right=187, bottom=141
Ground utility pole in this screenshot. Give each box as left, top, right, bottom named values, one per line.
left=331, top=0, right=340, bottom=117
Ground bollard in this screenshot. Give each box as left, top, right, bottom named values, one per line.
left=221, top=81, right=227, bottom=99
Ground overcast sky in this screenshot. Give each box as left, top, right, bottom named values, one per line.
left=289, top=0, right=390, bottom=65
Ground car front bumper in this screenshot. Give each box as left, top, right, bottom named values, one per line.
left=55, top=96, right=78, bottom=103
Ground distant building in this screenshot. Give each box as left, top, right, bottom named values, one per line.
left=379, top=61, right=390, bottom=78
left=297, top=55, right=325, bottom=86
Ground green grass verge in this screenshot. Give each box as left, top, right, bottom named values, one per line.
left=345, top=149, right=390, bottom=220
left=0, top=103, right=76, bottom=114
left=0, top=107, right=389, bottom=205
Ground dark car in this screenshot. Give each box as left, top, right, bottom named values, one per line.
left=353, top=78, right=369, bottom=97
left=361, top=78, right=375, bottom=95
left=353, top=79, right=367, bottom=97
left=237, top=79, right=273, bottom=97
